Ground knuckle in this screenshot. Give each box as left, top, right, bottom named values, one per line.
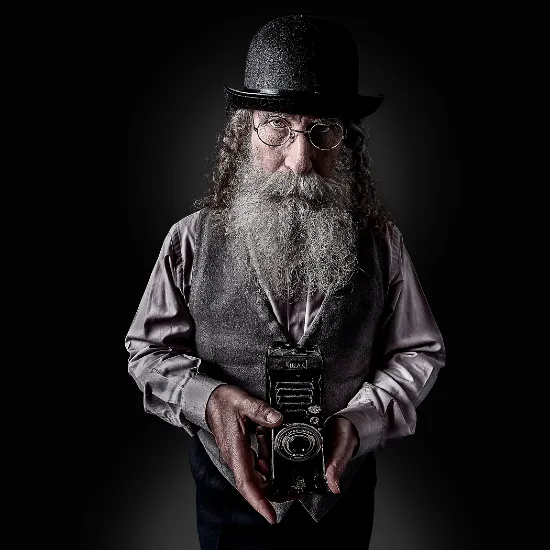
left=246, top=399, right=265, bottom=418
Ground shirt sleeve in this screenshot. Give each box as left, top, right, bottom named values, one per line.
left=335, top=223, right=446, bottom=457
left=125, top=214, right=225, bottom=435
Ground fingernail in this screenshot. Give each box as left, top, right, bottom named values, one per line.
left=266, top=411, right=281, bottom=423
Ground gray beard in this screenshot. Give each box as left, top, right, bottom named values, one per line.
left=222, top=158, right=359, bottom=301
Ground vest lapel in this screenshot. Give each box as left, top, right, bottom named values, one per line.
left=298, top=284, right=335, bottom=347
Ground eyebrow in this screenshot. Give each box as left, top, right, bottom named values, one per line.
left=259, top=112, right=285, bottom=121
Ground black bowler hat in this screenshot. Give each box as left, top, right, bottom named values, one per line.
left=224, top=14, right=383, bottom=119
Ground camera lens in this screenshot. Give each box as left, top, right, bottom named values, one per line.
left=288, top=435, right=311, bottom=455
left=274, top=424, right=322, bottom=461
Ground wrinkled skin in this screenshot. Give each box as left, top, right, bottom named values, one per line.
left=251, top=111, right=342, bottom=177
left=206, top=384, right=359, bottom=524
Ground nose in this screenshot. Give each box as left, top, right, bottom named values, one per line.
left=284, top=132, right=313, bottom=176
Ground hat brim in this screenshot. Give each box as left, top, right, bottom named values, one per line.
left=224, top=86, right=383, bottom=119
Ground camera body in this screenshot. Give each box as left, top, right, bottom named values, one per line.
left=266, top=342, right=330, bottom=499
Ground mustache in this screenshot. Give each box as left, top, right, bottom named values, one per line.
left=233, top=168, right=356, bottom=213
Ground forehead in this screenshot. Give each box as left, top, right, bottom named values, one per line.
left=253, top=110, right=339, bottom=124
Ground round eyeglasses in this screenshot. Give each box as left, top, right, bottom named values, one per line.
left=253, top=116, right=346, bottom=150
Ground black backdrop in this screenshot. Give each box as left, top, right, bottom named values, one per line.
left=56, top=8, right=507, bottom=549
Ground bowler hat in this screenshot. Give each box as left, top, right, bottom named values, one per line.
left=224, top=14, right=383, bottom=119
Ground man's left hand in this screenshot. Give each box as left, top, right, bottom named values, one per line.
left=323, top=416, right=359, bottom=494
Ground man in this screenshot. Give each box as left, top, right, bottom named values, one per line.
left=125, top=14, right=445, bottom=549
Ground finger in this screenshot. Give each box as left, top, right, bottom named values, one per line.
left=229, top=434, right=277, bottom=524
left=255, top=458, right=270, bottom=476
left=324, top=417, right=359, bottom=494
left=325, top=462, right=343, bottom=494
left=326, top=437, right=357, bottom=494
left=236, top=468, right=277, bottom=524
left=326, top=438, right=358, bottom=494
left=258, top=471, right=270, bottom=490
left=256, top=426, right=271, bottom=460
left=242, top=396, right=282, bottom=428
left=255, top=427, right=271, bottom=476
left=252, top=447, right=269, bottom=477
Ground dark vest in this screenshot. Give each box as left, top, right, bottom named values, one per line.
left=188, top=208, right=385, bottom=521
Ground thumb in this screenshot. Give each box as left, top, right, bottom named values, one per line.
left=325, top=460, right=344, bottom=494
left=243, top=397, right=282, bottom=427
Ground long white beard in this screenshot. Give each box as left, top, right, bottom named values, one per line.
left=223, top=159, right=359, bottom=301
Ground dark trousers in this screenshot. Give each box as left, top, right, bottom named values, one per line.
left=189, top=437, right=376, bottom=550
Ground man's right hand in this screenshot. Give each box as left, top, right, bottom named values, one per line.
left=205, top=384, right=282, bottom=524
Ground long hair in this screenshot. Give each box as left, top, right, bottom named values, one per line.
left=194, top=108, right=393, bottom=231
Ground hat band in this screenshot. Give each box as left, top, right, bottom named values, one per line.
left=243, top=87, right=356, bottom=99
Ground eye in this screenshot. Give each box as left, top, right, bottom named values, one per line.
left=314, top=123, right=331, bottom=134
left=268, top=117, right=288, bottom=129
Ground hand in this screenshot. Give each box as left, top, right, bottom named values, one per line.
left=205, top=385, right=282, bottom=524
left=323, top=416, right=359, bottom=494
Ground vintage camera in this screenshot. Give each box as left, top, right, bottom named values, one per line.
left=265, top=342, right=330, bottom=499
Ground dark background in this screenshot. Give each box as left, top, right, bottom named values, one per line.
left=50, top=7, right=513, bottom=549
